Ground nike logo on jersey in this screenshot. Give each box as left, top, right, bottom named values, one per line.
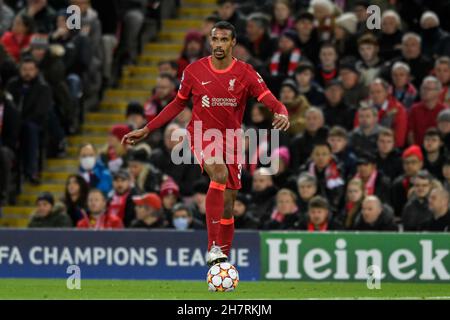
left=201, top=81, right=212, bottom=85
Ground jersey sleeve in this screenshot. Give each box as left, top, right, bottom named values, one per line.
left=177, top=67, right=194, bottom=100
left=246, top=64, right=270, bottom=101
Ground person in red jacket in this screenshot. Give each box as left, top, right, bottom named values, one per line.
left=1, top=13, right=34, bottom=62
left=354, top=78, right=408, bottom=148
left=77, top=189, right=123, bottom=230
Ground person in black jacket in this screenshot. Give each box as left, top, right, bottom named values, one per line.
left=216, top=0, right=247, bottom=37
left=248, top=168, right=278, bottom=226
left=169, top=203, right=205, bottom=230
left=421, top=187, right=450, bottom=232
left=353, top=196, right=398, bottom=231
left=127, top=147, right=164, bottom=194
left=107, top=169, right=137, bottom=228
left=323, top=79, right=355, bottom=131
left=402, top=170, right=434, bottom=231
left=0, top=84, right=20, bottom=206
left=297, top=195, right=342, bottom=231
left=245, top=12, right=277, bottom=64
left=6, top=56, right=53, bottom=184
left=289, top=107, right=329, bottom=170
left=354, top=152, right=391, bottom=205
left=376, top=127, right=403, bottom=182
left=233, top=193, right=259, bottom=229
left=263, top=188, right=302, bottom=230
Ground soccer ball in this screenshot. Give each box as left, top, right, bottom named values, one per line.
left=206, top=262, right=239, bottom=292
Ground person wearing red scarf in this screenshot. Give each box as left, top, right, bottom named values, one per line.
left=391, top=145, right=424, bottom=218
left=340, top=178, right=365, bottom=229
left=298, top=195, right=342, bottom=231
left=263, top=189, right=300, bottom=230
left=77, top=189, right=123, bottom=230
left=107, top=170, right=137, bottom=227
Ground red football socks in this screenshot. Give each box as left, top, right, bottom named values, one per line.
left=218, top=217, right=234, bottom=257
left=205, top=181, right=226, bottom=251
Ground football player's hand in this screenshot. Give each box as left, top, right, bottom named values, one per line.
left=121, top=127, right=150, bottom=145
left=272, top=113, right=290, bottom=131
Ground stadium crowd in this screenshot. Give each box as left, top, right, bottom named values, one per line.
left=2, top=0, right=450, bottom=232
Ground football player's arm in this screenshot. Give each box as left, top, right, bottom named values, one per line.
left=257, top=90, right=290, bottom=132
left=121, top=94, right=187, bottom=145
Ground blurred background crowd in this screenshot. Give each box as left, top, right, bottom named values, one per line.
left=1, top=0, right=450, bottom=232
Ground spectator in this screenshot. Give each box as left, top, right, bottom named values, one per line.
left=301, top=142, right=345, bottom=211
left=356, top=34, right=382, bottom=86
left=144, top=73, right=177, bottom=122
left=355, top=78, right=408, bottom=148
left=353, top=196, right=397, bottom=231
left=216, top=0, right=247, bottom=37
left=99, top=124, right=130, bottom=174
left=169, top=203, right=204, bottom=230
left=127, top=147, right=163, bottom=194
left=21, top=0, right=55, bottom=34
left=28, top=191, right=72, bottom=228
left=126, top=101, right=147, bottom=130
left=264, top=188, right=301, bottom=230
left=408, top=76, right=448, bottom=145
left=270, top=146, right=294, bottom=190
left=422, top=187, right=450, bottom=231
left=339, top=58, right=368, bottom=110
left=157, top=60, right=179, bottom=80
left=290, top=107, right=328, bottom=170
left=7, top=57, right=53, bottom=184
left=270, top=0, right=294, bottom=37
left=62, top=174, right=89, bottom=226
left=269, top=29, right=301, bottom=92
left=279, top=78, right=310, bottom=136
left=443, top=158, right=450, bottom=192
left=248, top=167, right=278, bottom=223
left=354, top=153, right=391, bottom=205
left=200, top=14, right=220, bottom=56
left=298, top=195, right=342, bottom=231
left=333, top=12, right=358, bottom=58
left=190, top=179, right=208, bottom=224
left=0, top=0, right=14, bottom=36
left=130, top=192, right=165, bottom=229
left=245, top=12, right=276, bottom=64
left=77, top=189, right=123, bottom=229
left=437, top=109, right=450, bottom=152
left=309, top=0, right=339, bottom=42
left=378, top=10, right=403, bottom=61
left=0, top=43, right=18, bottom=84
left=375, top=127, right=403, bottom=182
left=78, top=143, right=113, bottom=195
left=351, top=0, right=369, bottom=35
left=160, top=178, right=180, bottom=224
left=315, top=42, right=339, bottom=88
left=389, top=61, right=418, bottom=111
left=293, top=11, right=320, bottom=65
left=327, top=126, right=357, bottom=178
left=349, top=105, right=381, bottom=157
left=149, top=123, right=202, bottom=196
left=232, top=35, right=262, bottom=69
left=107, top=170, right=137, bottom=227
left=1, top=13, right=34, bottom=62
left=177, top=31, right=204, bottom=78
left=296, top=173, right=318, bottom=218
left=402, top=170, right=434, bottom=231
left=340, top=178, right=365, bottom=229
left=419, top=11, right=450, bottom=60
left=391, top=145, right=424, bottom=217
left=435, top=56, right=450, bottom=107
left=233, top=193, right=259, bottom=229
left=0, top=81, right=19, bottom=205
left=323, top=79, right=354, bottom=131
left=422, top=128, right=445, bottom=181
left=294, top=61, right=326, bottom=106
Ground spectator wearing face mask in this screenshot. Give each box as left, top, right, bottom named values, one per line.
left=99, top=124, right=130, bottom=174
left=28, top=192, right=72, bottom=228
left=169, top=203, right=204, bottom=231
left=78, top=143, right=113, bottom=195
left=130, top=192, right=165, bottom=229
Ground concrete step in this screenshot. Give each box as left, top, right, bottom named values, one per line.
left=99, top=101, right=130, bottom=113
left=0, top=217, right=29, bottom=228
left=23, top=183, right=66, bottom=194
left=17, top=192, right=64, bottom=206
left=158, top=31, right=186, bottom=42
left=68, top=135, right=106, bottom=146
left=137, top=54, right=179, bottom=65
left=104, top=89, right=150, bottom=101
left=120, top=78, right=156, bottom=90
left=178, top=6, right=214, bottom=17
left=162, top=19, right=202, bottom=31
left=122, top=66, right=158, bottom=79
left=2, top=206, right=34, bottom=216
left=85, top=112, right=125, bottom=123
left=143, top=43, right=183, bottom=54
left=82, top=123, right=113, bottom=134
left=41, top=171, right=75, bottom=182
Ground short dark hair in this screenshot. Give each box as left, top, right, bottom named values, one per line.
left=20, top=56, right=38, bottom=68
left=205, top=14, right=220, bottom=24
left=312, top=141, right=332, bottom=152
left=328, top=126, right=348, bottom=139
left=158, top=72, right=176, bottom=85
left=424, top=127, right=442, bottom=140
left=217, top=0, right=234, bottom=5
left=308, top=196, right=329, bottom=211
left=212, top=21, right=236, bottom=39
left=172, top=203, right=192, bottom=216
left=414, top=170, right=433, bottom=182
left=158, top=60, right=178, bottom=70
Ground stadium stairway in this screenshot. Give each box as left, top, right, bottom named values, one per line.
left=0, top=0, right=216, bottom=228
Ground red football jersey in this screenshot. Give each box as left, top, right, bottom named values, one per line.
left=178, top=56, right=271, bottom=134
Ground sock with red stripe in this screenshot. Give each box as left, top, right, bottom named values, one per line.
left=205, top=181, right=226, bottom=251
left=218, top=217, right=234, bottom=257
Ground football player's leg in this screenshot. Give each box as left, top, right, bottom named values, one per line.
left=203, top=160, right=228, bottom=251
left=218, top=188, right=237, bottom=257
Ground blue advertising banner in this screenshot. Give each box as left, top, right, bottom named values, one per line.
left=0, top=229, right=260, bottom=280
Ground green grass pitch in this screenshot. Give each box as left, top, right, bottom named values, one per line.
left=0, top=279, right=449, bottom=299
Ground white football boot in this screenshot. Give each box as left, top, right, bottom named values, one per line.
left=207, top=243, right=228, bottom=267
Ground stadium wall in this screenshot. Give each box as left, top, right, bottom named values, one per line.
left=0, top=230, right=448, bottom=282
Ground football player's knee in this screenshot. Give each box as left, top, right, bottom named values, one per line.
left=212, top=165, right=228, bottom=184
